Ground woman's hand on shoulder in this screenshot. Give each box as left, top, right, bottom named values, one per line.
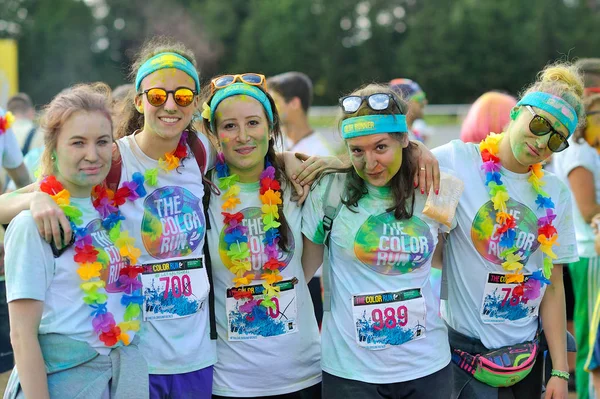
left=412, top=141, right=440, bottom=195
left=290, top=153, right=348, bottom=186
left=31, top=191, right=71, bottom=248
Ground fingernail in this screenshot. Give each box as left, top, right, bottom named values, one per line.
left=435, top=189, right=439, bottom=195
left=421, top=188, right=424, bottom=194
left=414, top=181, right=418, bottom=187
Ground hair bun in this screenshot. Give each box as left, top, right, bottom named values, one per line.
left=540, top=65, right=584, bottom=98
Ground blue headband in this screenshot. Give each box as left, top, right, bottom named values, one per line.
left=209, top=83, right=274, bottom=132
left=341, top=115, right=408, bottom=139
left=517, top=92, right=578, bottom=137
left=135, top=52, right=200, bottom=93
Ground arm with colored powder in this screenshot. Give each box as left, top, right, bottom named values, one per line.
left=0, top=186, right=71, bottom=247
left=9, top=299, right=50, bottom=399
left=540, top=264, right=569, bottom=399
left=302, top=234, right=324, bottom=281
left=5, top=163, right=32, bottom=189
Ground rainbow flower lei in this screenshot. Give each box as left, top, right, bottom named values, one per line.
left=216, top=153, right=285, bottom=312
left=479, top=133, right=555, bottom=302
left=0, top=112, right=15, bottom=135
left=40, top=176, right=144, bottom=347
left=141, top=131, right=189, bottom=187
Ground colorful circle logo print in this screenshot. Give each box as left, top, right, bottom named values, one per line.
left=471, top=199, right=540, bottom=264
left=354, top=211, right=434, bottom=275
left=141, top=187, right=206, bottom=259
left=86, top=219, right=127, bottom=293
left=219, top=206, right=295, bottom=274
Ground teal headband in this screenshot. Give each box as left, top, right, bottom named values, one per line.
left=517, top=92, right=578, bottom=137
left=341, top=115, right=408, bottom=139
left=209, top=83, right=274, bottom=132
left=135, top=52, right=200, bottom=93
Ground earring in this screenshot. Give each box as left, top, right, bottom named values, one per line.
left=51, top=155, right=56, bottom=161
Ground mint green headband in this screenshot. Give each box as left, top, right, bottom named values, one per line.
left=517, top=92, right=578, bottom=137
left=341, top=115, right=408, bottom=139
left=135, top=52, right=200, bottom=93
left=209, top=83, right=274, bottom=132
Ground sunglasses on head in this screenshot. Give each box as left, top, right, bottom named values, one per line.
left=210, top=73, right=267, bottom=94
left=525, top=106, right=569, bottom=153
left=140, top=87, right=197, bottom=107
left=339, top=93, right=403, bottom=114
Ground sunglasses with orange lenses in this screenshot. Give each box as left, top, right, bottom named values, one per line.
left=210, top=73, right=267, bottom=94
left=140, top=87, right=196, bottom=107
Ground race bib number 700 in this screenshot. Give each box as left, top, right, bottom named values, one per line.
left=141, top=257, right=209, bottom=321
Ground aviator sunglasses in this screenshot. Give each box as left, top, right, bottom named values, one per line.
left=139, top=87, right=197, bottom=107
left=339, top=93, right=404, bottom=114
left=210, top=73, right=267, bottom=94
left=525, top=106, right=569, bottom=153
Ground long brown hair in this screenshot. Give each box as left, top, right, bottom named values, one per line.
left=114, top=36, right=199, bottom=139
left=201, top=81, right=292, bottom=252
left=339, top=84, right=419, bottom=220
left=40, top=83, right=113, bottom=177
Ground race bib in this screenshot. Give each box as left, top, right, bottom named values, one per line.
left=480, top=272, right=545, bottom=324
left=141, top=257, right=209, bottom=321
left=226, top=279, right=298, bottom=341
left=352, top=288, right=426, bottom=350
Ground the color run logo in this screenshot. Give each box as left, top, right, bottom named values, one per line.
left=471, top=199, right=539, bottom=264
left=354, top=211, right=434, bottom=275
left=141, top=187, right=205, bottom=259
left=219, top=206, right=294, bottom=274
left=87, top=219, right=126, bottom=293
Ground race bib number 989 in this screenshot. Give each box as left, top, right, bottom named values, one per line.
left=352, top=288, right=426, bottom=350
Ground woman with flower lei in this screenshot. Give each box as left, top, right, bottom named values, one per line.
left=3, top=83, right=147, bottom=399
left=199, top=75, right=322, bottom=398
left=432, top=63, right=584, bottom=398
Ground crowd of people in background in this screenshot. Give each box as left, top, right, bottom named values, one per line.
left=0, top=35, right=600, bottom=399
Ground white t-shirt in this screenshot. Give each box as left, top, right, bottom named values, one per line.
left=285, top=131, right=335, bottom=157
left=207, top=174, right=321, bottom=396
left=116, top=132, right=217, bottom=374
left=553, top=139, right=600, bottom=258
left=5, top=198, right=137, bottom=355
left=433, top=140, right=578, bottom=349
left=302, top=175, right=450, bottom=384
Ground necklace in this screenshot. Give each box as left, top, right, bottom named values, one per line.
left=479, top=133, right=555, bottom=301
left=216, top=152, right=285, bottom=312
left=41, top=176, right=143, bottom=347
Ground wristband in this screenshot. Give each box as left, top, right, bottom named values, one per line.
left=550, top=369, right=570, bottom=381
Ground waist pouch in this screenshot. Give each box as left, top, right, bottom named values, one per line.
left=451, top=338, right=539, bottom=387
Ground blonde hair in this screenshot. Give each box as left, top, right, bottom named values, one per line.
left=40, top=83, right=113, bottom=177
left=521, top=62, right=585, bottom=129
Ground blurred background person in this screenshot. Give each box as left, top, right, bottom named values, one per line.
left=459, top=91, right=517, bottom=143
left=389, top=78, right=431, bottom=144
left=6, top=94, right=41, bottom=156
left=553, top=61, right=600, bottom=399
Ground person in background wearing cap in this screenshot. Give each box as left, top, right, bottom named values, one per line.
left=433, top=62, right=583, bottom=398
left=302, top=83, right=453, bottom=398
left=389, top=78, right=431, bottom=144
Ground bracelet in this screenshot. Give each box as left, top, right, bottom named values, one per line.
left=550, top=369, right=570, bottom=381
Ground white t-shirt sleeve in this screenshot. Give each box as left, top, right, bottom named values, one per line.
left=4, top=212, right=54, bottom=302
left=301, top=176, right=330, bottom=245
left=553, top=180, right=579, bottom=264
left=559, top=141, right=598, bottom=176
left=1, top=127, right=24, bottom=169
left=432, top=140, right=463, bottom=172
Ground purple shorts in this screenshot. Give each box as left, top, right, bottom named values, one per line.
left=149, top=366, right=213, bottom=399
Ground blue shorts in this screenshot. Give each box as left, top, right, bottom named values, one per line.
left=150, top=366, right=213, bottom=399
